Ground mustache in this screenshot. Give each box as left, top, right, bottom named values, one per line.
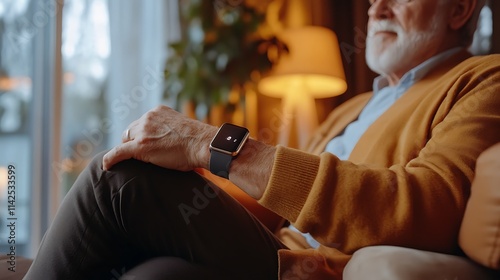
left=368, top=20, right=403, bottom=37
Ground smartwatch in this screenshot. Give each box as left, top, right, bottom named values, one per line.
left=209, top=123, right=250, bottom=178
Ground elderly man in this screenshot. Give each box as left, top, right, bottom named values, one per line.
left=24, top=0, right=500, bottom=279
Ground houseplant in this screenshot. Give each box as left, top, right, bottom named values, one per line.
left=164, top=0, right=287, bottom=121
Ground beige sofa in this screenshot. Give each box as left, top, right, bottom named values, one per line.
left=342, top=143, right=500, bottom=279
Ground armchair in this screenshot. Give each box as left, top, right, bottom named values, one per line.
left=2, top=143, right=499, bottom=279
left=343, top=143, right=500, bottom=279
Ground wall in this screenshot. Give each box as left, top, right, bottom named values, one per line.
left=255, top=0, right=498, bottom=148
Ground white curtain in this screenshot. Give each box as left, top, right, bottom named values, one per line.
left=106, top=0, right=180, bottom=147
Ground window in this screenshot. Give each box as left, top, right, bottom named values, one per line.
left=470, top=1, right=493, bottom=55
left=58, top=0, right=110, bottom=196
left=58, top=0, right=177, bottom=196
left=1, top=0, right=177, bottom=258
left=0, top=0, right=59, bottom=257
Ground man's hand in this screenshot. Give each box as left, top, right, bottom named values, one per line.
left=102, top=104, right=275, bottom=200
left=102, top=105, right=217, bottom=171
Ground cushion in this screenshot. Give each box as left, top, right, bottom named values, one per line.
left=344, top=246, right=498, bottom=280
left=459, top=142, right=500, bottom=270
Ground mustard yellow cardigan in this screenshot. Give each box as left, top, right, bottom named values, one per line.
left=259, top=50, right=500, bottom=279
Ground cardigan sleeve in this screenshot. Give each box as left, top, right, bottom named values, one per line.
left=258, top=54, right=500, bottom=255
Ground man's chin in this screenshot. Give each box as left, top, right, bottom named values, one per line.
left=366, top=44, right=406, bottom=70
left=366, top=56, right=402, bottom=77
left=366, top=51, right=388, bottom=73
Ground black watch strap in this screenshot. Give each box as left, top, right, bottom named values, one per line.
left=209, top=150, right=233, bottom=179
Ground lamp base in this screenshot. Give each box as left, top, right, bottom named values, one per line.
left=278, top=88, right=318, bottom=149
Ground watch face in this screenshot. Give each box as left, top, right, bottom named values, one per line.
left=210, top=123, right=249, bottom=154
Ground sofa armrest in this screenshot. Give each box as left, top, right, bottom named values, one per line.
left=0, top=254, right=32, bottom=280
left=459, top=143, right=500, bottom=270
left=343, top=246, right=499, bottom=280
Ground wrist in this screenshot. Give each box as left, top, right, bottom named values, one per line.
left=193, top=125, right=217, bottom=170
left=227, top=139, right=276, bottom=199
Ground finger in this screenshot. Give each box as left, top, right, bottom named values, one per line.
left=102, top=141, right=136, bottom=170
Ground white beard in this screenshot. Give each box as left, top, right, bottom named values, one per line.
left=365, top=18, right=441, bottom=78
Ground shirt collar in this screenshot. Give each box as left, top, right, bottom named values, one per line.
left=373, top=47, right=463, bottom=94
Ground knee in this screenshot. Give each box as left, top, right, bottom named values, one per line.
left=63, top=150, right=145, bottom=206
left=70, top=150, right=164, bottom=196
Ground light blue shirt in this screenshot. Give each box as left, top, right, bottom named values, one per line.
left=292, top=47, right=463, bottom=249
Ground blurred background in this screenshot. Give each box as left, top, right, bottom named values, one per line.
left=0, top=0, right=497, bottom=258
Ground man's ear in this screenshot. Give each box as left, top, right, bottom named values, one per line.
left=448, top=0, right=477, bottom=31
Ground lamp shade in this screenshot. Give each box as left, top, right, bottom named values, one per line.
left=258, top=26, right=347, bottom=98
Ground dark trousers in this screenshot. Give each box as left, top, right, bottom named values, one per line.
left=24, top=151, right=287, bottom=280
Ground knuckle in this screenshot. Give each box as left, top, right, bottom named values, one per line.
left=144, top=111, right=157, bottom=121
left=155, top=104, right=168, bottom=111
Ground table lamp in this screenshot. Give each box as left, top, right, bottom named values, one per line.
left=258, top=26, right=347, bottom=148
